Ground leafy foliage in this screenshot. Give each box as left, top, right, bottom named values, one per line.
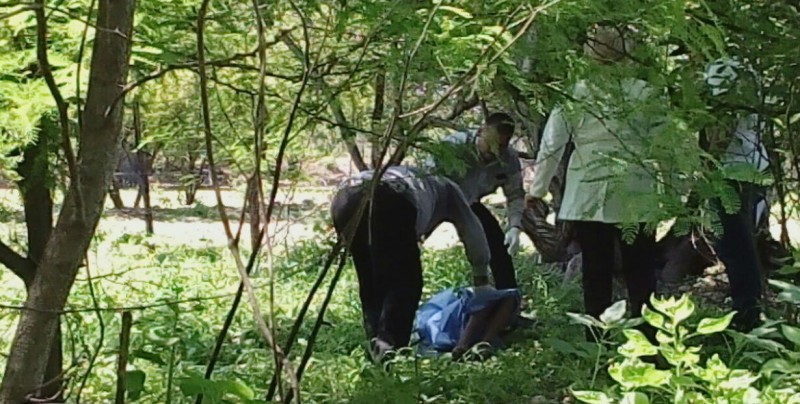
left=572, top=294, right=800, bottom=403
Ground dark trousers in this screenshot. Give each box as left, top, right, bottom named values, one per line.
left=470, top=203, right=518, bottom=289
left=713, top=181, right=763, bottom=326
left=572, top=221, right=657, bottom=321
left=331, top=183, right=422, bottom=347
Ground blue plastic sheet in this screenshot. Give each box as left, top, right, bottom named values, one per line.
left=414, top=287, right=521, bottom=353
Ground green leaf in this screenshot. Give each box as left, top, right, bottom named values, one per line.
left=126, top=370, right=146, bottom=401
left=132, top=349, right=166, bottom=366
left=572, top=390, right=612, bottom=404
left=718, top=369, right=759, bottom=390
left=567, top=312, right=603, bottom=328
left=621, top=392, right=650, bottom=404
left=217, top=379, right=255, bottom=400
left=781, top=324, right=800, bottom=346
left=178, top=372, right=221, bottom=402
left=761, top=358, right=800, bottom=378
left=696, top=312, right=735, bottom=335
left=439, top=6, right=473, bottom=19
left=545, top=338, right=587, bottom=358
left=642, top=306, right=666, bottom=330
left=769, top=279, right=800, bottom=305
left=619, top=329, right=658, bottom=358
left=609, top=359, right=671, bottom=388
left=660, top=345, right=700, bottom=367
left=672, top=295, right=695, bottom=323
left=649, top=295, right=672, bottom=315
left=600, top=300, right=627, bottom=324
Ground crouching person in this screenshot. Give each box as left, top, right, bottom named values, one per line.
left=330, top=165, right=494, bottom=361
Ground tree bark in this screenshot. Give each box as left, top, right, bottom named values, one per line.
left=133, top=103, right=154, bottom=234
left=14, top=113, right=63, bottom=401
left=246, top=175, right=261, bottom=251
left=115, top=312, right=133, bottom=404
left=109, top=176, right=127, bottom=209
left=0, top=2, right=136, bottom=402
left=370, top=69, right=385, bottom=169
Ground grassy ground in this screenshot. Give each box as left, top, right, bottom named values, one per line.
left=0, top=186, right=797, bottom=403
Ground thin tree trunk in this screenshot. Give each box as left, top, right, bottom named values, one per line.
left=246, top=176, right=261, bottom=251
left=15, top=117, right=54, bottom=281
left=0, top=2, right=136, bottom=401
left=133, top=103, right=153, bottom=234
left=109, top=177, right=126, bottom=209
left=115, top=312, right=133, bottom=404
left=370, top=69, right=385, bottom=169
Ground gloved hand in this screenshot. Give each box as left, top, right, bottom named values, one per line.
left=504, top=226, right=521, bottom=256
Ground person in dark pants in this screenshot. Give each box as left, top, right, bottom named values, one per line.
left=527, top=25, right=664, bottom=340
left=425, top=112, right=525, bottom=289
left=712, top=182, right=763, bottom=330
left=331, top=166, right=496, bottom=361
left=573, top=222, right=657, bottom=323
left=704, top=58, right=771, bottom=331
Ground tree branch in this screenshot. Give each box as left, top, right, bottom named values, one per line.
left=0, top=4, right=37, bottom=21
left=196, top=1, right=300, bottom=401
left=113, top=27, right=297, bottom=109
left=34, top=0, right=83, bottom=219
left=0, top=240, right=35, bottom=285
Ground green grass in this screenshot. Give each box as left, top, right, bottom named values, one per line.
left=0, top=220, right=609, bottom=403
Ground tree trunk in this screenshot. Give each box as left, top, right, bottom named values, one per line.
left=109, top=177, right=126, bottom=209
left=370, top=69, right=385, bottom=169
left=183, top=157, right=202, bottom=206
left=133, top=102, right=154, bottom=234
left=15, top=118, right=54, bottom=278
left=0, top=2, right=136, bottom=402
left=14, top=116, right=64, bottom=401
left=246, top=175, right=261, bottom=251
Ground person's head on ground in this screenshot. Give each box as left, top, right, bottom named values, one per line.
left=583, top=24, right=636, bottom=64
left=476, top=112, right=515, bottom=160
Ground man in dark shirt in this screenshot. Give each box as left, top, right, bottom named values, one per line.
left=330, top=166, right=496, bottom=361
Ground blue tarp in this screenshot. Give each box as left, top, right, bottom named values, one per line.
left=414, top=287, right=521, bottom=353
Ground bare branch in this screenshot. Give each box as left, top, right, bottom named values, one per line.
left=75, top=253, right=105, bottom=403
left=196, top=1, right=300, bottom=402
left=370, top=68, right=385, bottom=168
left=279, top=2, right=402, bottom=171
left=113, top=27, right=296, bottom=108
left=0, top=4, right=37, bottom=21
left=74, top=0, right=96, bottom=132
left=0, top=240, right=35, bottom=285
left=34, top=0, right=83, bottom=219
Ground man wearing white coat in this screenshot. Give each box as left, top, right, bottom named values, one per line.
left=526, top=25, right=665, bottom=340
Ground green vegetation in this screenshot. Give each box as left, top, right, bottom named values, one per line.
left=1, top=0, right=799, bottom=402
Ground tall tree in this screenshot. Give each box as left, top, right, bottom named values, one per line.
left=0, top=1, right=136, bottom=402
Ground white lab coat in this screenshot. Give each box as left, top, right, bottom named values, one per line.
left=528, top=78, right=665, bottom=223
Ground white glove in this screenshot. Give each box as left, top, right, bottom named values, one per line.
left=504, top=226, right=521, bottom=256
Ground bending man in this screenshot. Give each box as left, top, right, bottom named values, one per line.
left=426, top=112, right=525, bottom=289
left=331, top=165, right=495, bottom=361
